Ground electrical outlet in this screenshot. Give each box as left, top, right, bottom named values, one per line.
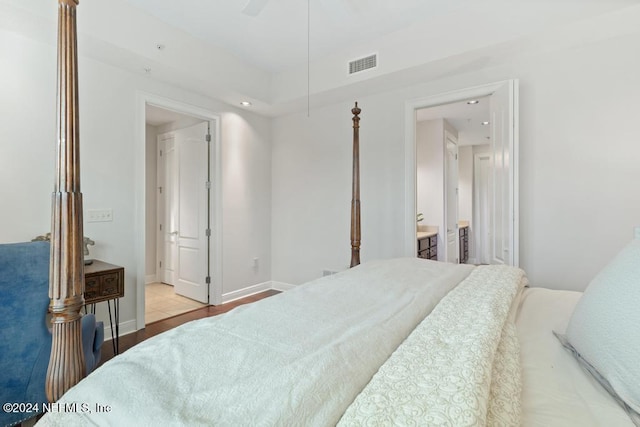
left=86, top=209, right=113, bottom=223
left=252, top=257, right=259, bottom=269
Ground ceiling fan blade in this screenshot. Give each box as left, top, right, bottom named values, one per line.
left=242, top=0, right=269, bottom=16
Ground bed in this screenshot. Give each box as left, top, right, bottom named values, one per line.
left=36, top=1, right=639, bottom=426
left=37, top=256, right=638, bottom=426
left=517, top=288, right=637, bottom=426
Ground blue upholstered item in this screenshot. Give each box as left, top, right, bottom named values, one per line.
left=81, top=311, right=104, bottom=379
left=0, top=241, right=104, bottom=427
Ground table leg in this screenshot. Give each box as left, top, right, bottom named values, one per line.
left=107, top=300, right=119, bottom=355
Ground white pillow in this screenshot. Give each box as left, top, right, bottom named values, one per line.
left=564, top=230, right=640, bottom=424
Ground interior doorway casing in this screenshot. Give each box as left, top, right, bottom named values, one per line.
left=135, top=92, right=222, bottom=330
left=404, top=80, right=519, bottom=265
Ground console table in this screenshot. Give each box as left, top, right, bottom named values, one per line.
left=84, top=260, right=124, bottom=355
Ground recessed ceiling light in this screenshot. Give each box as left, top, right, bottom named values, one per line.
left=467, top=100, right=479, bottom=105
left=481, top=121, right=490, bottom=125
left=240, top=101, right=252, bottom=107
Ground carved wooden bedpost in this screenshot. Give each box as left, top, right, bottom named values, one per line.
left=350, top=102, right=361, bottom=267
left=46, top=0, right=86, bottom=402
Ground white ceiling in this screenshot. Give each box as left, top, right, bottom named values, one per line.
left=125, top=0, right=461, bottom=72
left=120, top=0, right=635, bottom=132
left=2, top=0, right=639, bottom=116
left=417, top=96, right=491, bottom=146
left=145, top=104, right=201, bottom=127
left=123, top=0, right=636, bottom=73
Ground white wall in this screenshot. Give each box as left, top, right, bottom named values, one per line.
left=272, top=29, right=640, bottom=291
left=0, top=28, right=272, bottom=330
left=271, top=106, right=355, bottom=283
left=221, top=112, right=272, bottom=299
left=0, top=31, right=56, bottom=241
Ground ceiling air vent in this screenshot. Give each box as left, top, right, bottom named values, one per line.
left=349, top=54, right=377, bottom=75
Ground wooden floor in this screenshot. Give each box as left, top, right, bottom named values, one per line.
left=99, top=289, right=280, bottom=366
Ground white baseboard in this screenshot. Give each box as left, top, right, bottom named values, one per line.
left=102, top=318, right=137, bottom=341
left=145, top=274, right=158, bottom=285
left=221, top=281, right=272, bottom=304
left=221, top=280, right=297, bottom=303
left=271, top=281, right=296, bottom=291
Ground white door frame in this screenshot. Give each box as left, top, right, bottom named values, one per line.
left=135, top=92, right=223, bottom=330
left=404, top=80, right=519, bottom=265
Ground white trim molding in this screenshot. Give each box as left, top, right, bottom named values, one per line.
left=135, top=91, right=223, bottom=330
left=221, top=281, right=272, bottom=304
left=221, top=281, right=297, bottom=303
left=103, top=319, right=137, bottom=341
left=404, top=80, right=519, bottom=266
left=271, top=281, right=296, bottom=292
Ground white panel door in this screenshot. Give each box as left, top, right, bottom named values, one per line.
left=174, top=122, right=209, bottom=303
left=444, top=133, right=459, bottom=263
left=489, top=81, right=517, bottom=266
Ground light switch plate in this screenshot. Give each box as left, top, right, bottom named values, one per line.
left=87, top=209, right=113, bottom=222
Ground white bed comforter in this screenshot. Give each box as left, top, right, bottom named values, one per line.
left=38, top=258, right=474, bottom=427
left=339, top=265, right=526, bottom=426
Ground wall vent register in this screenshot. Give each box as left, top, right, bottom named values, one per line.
left=349, top=54, right=377, bottom=74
